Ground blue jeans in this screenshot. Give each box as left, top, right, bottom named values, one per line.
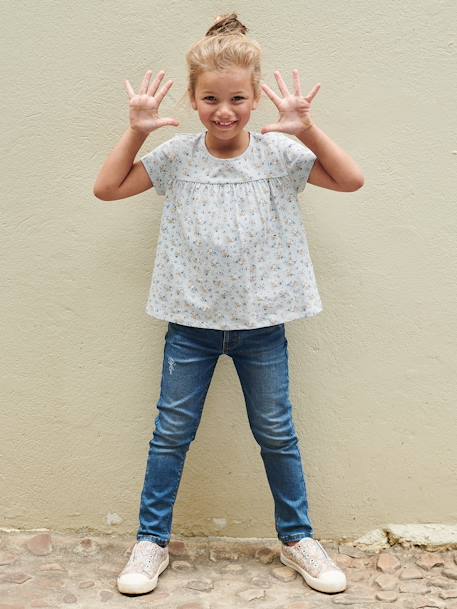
left=136, top=321, right=314, bottom=547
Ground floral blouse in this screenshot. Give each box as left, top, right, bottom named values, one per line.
left=140, top=129, right=323, bottom=330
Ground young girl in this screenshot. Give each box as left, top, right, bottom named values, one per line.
left=94, top=12, right=363, bottom=599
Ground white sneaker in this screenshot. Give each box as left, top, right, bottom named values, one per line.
left=280, top=537, right=347, bottom=593
left=117, top=540, right=169, bottom=595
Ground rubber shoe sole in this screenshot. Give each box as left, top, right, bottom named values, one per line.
left=280, top=550, right=347, bottom=594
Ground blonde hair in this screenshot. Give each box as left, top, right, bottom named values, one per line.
left=173, top=13, right=262, bottom=111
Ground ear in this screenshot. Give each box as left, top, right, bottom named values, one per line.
left=188, top=90, right=197, bottom=111
left=252, top=92, right=262, bottom=111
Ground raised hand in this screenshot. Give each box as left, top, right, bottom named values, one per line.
left=124, top=70, right=180, bottom=134
left=260, top=69, right=320, bottom=136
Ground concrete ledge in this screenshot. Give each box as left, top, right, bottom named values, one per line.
left=2, top=523, right=457, bottom=559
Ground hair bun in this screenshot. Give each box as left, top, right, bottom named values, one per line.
left=205, top=12, right=248, bottom=37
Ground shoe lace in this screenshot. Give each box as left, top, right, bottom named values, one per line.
left=130, top=542, right=163, bottom=573
left=296, top=538, right=338, bottom=570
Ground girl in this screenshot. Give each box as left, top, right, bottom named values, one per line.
left=94, top=12, right=363, bottom=599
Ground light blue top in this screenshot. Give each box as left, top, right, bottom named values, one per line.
left=140, top=130, right=322, bottom=330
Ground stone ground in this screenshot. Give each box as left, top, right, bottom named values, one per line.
left=1, top=530, right=457, bottom=609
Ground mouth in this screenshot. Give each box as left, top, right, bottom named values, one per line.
left=213, top=120, right=238, bottom=129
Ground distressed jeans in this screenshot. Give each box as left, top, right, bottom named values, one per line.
left=136, top=321, right=314, bottom=547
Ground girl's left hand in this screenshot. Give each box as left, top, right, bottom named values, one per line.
left=260, top=69, right=320, bottom=136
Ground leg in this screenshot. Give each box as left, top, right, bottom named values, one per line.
left=137, top=322, right=220, bottom=546
left=231, top=324, right=314, bottom=544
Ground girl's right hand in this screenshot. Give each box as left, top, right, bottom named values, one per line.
left=124, top=70, right=180, bottom=134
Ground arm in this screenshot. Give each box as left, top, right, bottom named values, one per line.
left=260, top=70, right=364, bottom=192
left=93, top=69, right=180, bottom=201
left=296, top=124, right=365, bottom=192
left=93, top=127, right=153, bottom=201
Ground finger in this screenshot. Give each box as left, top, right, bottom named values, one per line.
left=260, top=123, right=287, bottom=134
left=157, top=118, right=180, bottom=127
left=305, top=83, right=321, bottom=102
left=124, top=79, right=135, bottom=99
left=146, top=70, right=166, bottom=96
left=260, top=82, right=282, bottom=107
left=153, top=79, right=174, bottom=106
left=292, top=68, right=302, bottom=97
left=274, top=70, right=290, bottom=97
left=139, top=70, right=153, bottom=95
left=156, top=118, right=179, bottom=128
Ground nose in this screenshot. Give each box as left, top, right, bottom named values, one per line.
left=216, top=103, right=234, bottom=119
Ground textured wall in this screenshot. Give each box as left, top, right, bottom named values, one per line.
left=1, top=0, right=456, bottom=542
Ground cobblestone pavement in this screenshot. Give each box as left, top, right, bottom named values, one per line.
left=1, top=530, right=457, bottom=609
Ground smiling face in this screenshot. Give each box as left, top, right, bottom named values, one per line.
left=190, top=66, right=260, bottom=147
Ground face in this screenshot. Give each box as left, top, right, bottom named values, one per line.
left=190, top=67, right=260, bottom=141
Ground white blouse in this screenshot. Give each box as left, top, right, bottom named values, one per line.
left=140, top=130, right=323, bottom=330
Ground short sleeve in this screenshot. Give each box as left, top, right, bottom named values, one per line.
left=281, top=135, right=317, bottom=193
left=140, top=135, right=179, bottom=196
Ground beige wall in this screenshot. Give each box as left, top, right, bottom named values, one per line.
left=2, top=1, right=455, bottom=543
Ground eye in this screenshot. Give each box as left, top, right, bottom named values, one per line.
left=202, top=96, right=246, bottom=102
